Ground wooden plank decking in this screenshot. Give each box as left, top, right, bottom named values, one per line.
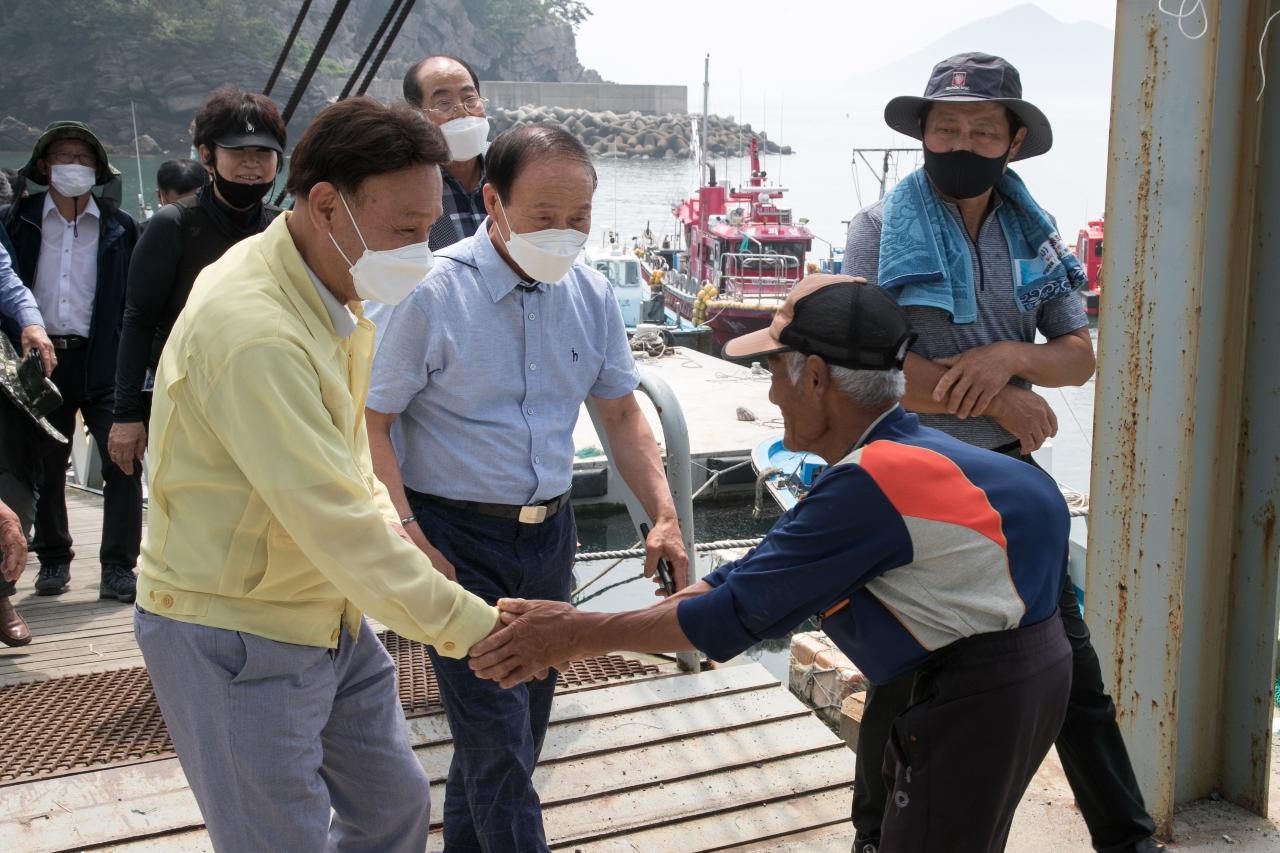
left=0, top=489, right=856, bottom=852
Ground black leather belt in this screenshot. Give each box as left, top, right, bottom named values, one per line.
left=49, top=335, right=88, bottom=350
left=407, top=488, right=571, bottom=524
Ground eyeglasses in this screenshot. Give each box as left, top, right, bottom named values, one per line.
left=424, top=96, right=488, bottom=118
left=48, top=150, right=97, bottom=167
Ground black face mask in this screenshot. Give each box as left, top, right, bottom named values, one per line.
left=213, top=170, right=272, bottom=210
left=922, top=145, right=1010, bottom=200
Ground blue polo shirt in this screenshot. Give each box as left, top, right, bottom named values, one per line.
left=366, top=218, right=639, bottom=505
left=676, top=406, right=1068, bottom=684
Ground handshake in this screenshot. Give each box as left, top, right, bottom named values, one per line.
left=468, top=578, right=710, bottom=688
left=468, top=598, right=586, bottom=689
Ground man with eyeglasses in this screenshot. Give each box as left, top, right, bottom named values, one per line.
left=0, top=122, right=141, bottom=605
left=403, top=54, right=492, bottom=251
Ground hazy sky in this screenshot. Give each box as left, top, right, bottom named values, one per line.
left=574, top=1, right=1120, bottom=246
left=576, top=1, right=1118, bottom=99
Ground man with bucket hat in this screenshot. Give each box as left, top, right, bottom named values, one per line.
left=467, top=274, right=1076, bottom=852
left=844, top=53, right=1160, bottom=852
left=0, top=122, right=141, bottom=605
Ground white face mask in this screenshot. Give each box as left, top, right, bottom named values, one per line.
left=496, top=198, right=588, bottom=284
left=49, top=164, right=96, bottom=198
left=329, top=193, right=434, bottom=305
left=440, top=115, right=490, bottom=162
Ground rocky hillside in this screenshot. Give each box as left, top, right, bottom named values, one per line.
left=489, top=106, right=791, bottom=159
left=0, top=0, right=599, bottom=155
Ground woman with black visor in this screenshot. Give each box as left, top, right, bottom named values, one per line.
left=108, top=87, right=285, bottom=474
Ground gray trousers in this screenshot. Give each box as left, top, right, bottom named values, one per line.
left=135, top=608, right=431, bottom=853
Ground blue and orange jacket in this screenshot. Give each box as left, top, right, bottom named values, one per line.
left=676, top=405, right=1068, bottom=684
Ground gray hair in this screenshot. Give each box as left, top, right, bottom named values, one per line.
left=782, top=351, right=905, bottom=407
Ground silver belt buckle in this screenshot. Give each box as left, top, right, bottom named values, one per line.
left=518, top=504, right=547, bottom=524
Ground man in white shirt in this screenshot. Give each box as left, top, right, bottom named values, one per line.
left=0, top=122, right=140, bottom=603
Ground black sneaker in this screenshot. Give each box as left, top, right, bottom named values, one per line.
left=34, top=562, right=70, bottom=595
left=99, top=565, right=137, bottom=603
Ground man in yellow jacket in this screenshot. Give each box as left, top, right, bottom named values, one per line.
left=134, top=97, right=498, bottom=852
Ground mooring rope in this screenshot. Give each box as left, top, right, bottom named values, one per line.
left=574, top=538, right=763, bottom=564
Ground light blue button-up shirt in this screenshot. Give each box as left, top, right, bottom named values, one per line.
left=367, top=218, right=639, bottom=504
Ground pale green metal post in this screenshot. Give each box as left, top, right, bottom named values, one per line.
left=1088, top=0, right=1279, bottom=834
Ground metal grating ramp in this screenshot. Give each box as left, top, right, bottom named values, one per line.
left=0, top=631, right=658, bottom=784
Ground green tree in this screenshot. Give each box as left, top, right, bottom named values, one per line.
left=543, top=0, right=592, bottom=30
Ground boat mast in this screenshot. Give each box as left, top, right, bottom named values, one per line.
left=130, top=100, right=148, bottom=220
left=851, top=147, right=920, bottom=200
left=700, top=54, right=709, bottom=189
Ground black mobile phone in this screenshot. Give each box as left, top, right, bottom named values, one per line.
left=638, top=522, right=676, bottom=596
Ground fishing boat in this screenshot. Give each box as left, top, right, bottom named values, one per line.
left=749, top=435, right=826, bottom=513
left=1075, top=217, right=1104, bottom=316
left=583, top=246, right=713, bottom=353
left=653, top=135, right=814, bottom=350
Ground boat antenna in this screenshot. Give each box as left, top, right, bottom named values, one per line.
left=851, top=147, right=920, bottom=200
left=737, top=70, right=744, bottom=188
left=761, top=88, right=767, bottom=187
left=130, top=100, right=148, bottom=220
left=778, top=94, right=784, bottom=185
left=700, top=54, right=710, bottom=187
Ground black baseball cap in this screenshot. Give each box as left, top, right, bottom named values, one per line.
left=215, top=117, right=285, bottom=158
left=723, top=275, right=915, bottom=371
left=884, top=52, right=1052, bottom=161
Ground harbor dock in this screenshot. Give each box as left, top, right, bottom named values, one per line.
left=0, top=491, right=856, bottom=852
left=571, top=346, right=780, bottom=508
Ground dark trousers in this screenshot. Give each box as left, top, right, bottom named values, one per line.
left=32, top=346, right=143, bottom=572
left=878, top=616, right=1072, bottom=853
left=853, top=570, right=1157, bottom=853
left=406, top=491, right=576, bottom=853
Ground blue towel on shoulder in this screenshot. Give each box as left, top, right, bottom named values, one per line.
left=877, top=168, right=1087, bottom=324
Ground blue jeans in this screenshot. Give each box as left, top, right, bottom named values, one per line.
left=407, top=493, right=576, bottom=853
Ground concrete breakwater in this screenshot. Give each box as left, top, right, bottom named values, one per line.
left=487, top=106, right=793, bottom=160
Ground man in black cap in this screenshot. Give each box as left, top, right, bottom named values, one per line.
left=844, top=53, right=1160, bottom=852
left=0, top=121, right=141, bottom=604
left=467, top=274, right=1076, bottom=853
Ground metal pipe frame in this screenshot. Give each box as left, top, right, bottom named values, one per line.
left=585, top=367, right=702, bottom=672
left=1088, top=0, right=1279, bottom=834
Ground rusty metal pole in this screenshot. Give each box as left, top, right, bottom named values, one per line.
left=1088, top=0, right=1279, bottom=835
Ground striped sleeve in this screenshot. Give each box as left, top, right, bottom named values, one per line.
left=676, top=464, right=913, bottom=662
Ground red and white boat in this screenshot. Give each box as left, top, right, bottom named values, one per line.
left=1076, top=217, right=1104, bottom=316
left=651, top=135, right=814, bottom=351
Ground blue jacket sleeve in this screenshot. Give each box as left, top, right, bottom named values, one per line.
left=677, top=464, right=913, bottom=662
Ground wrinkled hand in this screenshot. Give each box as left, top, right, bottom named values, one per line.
left=469, top=598, right=579, bottom=688
left=394, top=521, right=456, bottom=581
left=0, top=505, right=26, bottom=583
left=20, top=324, right=55, bottom=377
left=989, top=385, right=1058, bottom=456
left=932, top=342, right=1018, bottom=419
left=643, top=517, right=688, bottom=596
left=108, top=422, right=148, bottom=475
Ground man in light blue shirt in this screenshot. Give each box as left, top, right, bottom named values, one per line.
left=367, top=125, right=686, bottom=853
